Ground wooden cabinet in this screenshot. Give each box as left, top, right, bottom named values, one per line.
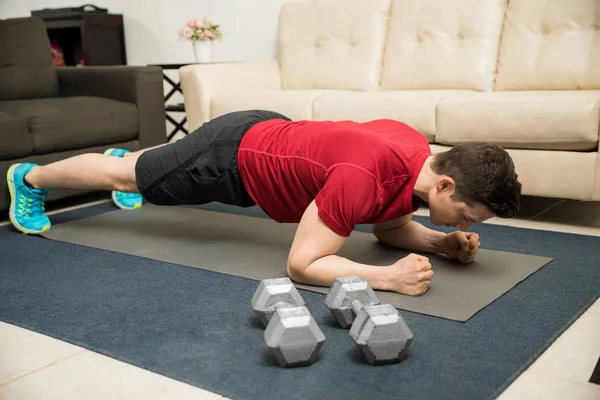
left=34, top=10, right=126, bottom=66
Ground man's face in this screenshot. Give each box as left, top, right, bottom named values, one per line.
left=428, top=180, right=494, bottom=231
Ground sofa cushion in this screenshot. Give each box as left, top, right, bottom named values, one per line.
left=312, top=90, right=479, bottom=142
left=277, top=0, right=390, bottom=91
left=0, top=97, right=138, bottom=154
left=0, top=17, right=59, bottom=100
left=211, top=90, right=320, bottom=121
left=495, top=0, right=600, bottom=90
left=0, top=111, right=33, bottom=159
left=436, top=91, right=600, bottom=151
left=379, top=0, right=506, bottom=91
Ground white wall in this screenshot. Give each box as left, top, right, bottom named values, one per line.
left=0, top=0, right=289, bottom=65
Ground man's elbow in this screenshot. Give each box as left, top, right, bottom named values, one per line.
left=372, top=228, right=392, bottom=246
left=372, top=228, right=383, bottom=242
left=286, top=253, right=311, bottom=283
left=371, top=215, right=412, bottom=245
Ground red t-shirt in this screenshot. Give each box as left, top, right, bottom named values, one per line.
left=237, top=119, right=432, bottom=237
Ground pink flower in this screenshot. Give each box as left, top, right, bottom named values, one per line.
left=187, top=19, right=196, bottom=28
left=214, top=29, right=221, bottom=38
left=204, top=30, right=213, bottom=38
left=181, top=27, right=193, bottom=39
left=195, top=21, right=204, bottom=29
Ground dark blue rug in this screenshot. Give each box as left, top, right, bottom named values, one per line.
left=1, top=201, right=599, bottom=400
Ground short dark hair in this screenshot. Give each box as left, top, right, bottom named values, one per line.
left=430, top=142, right=522, bottom=218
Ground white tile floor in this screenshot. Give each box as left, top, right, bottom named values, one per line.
left=1, top=196, right=599, bottom=399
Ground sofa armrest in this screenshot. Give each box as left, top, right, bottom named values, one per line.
left=56, top=66, right=166, bottom=148
left=179, top=61, right=282, bottom=130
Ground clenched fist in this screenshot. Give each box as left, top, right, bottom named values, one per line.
left=443, top=231, right=480, bottom=263
left=385, top=253, right=433, bottom=296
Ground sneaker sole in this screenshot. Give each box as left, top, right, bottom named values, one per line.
left=111, top=191, right=142, bottom=210
left=6, top=164, right=50, bottom=235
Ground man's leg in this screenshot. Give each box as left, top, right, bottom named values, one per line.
left=6, top=151, right=141, bottom=235
left=104, top=143, right=171, bottom=209
left=24, top=153, right=138, bottom=192
left=123, top=143, right=169, bottom=158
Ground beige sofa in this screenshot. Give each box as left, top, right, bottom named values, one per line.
left=179, top=0, right=600, bottom=201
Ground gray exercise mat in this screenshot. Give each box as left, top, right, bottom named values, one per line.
left=42, top=205, right=552, bottom=321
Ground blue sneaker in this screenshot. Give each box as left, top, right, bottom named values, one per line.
left=103, top=148, right=143, bottom=210
left=6, top=163, right=51, bottom=234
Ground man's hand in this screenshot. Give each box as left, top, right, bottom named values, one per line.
left=385, top=253, right=433, bottom=296
left=443, top=231, right=480, bottom=263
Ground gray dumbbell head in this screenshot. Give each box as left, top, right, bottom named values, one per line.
left=264, top=306, right=326, bottom=367
left=251, top=277, right=305, bottom=326
left=349, top=304, right=414, bottom=365
left=324, top=276, right=380, bottom=328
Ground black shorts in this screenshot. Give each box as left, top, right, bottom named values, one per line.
left=135, top=110, right=290, bottom=207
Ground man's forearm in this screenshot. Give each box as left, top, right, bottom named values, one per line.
left=289, top=255, right=392, bottom=291
left=374, top=220, right=446, bottom=253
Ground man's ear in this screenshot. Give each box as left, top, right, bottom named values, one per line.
left=436, top=176, right=456, bottom=193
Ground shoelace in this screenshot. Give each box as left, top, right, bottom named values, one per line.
left=17, top=194, right=45, bottom=217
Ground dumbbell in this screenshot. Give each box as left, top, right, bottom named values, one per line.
left=251, top=277, right=326, bottom=367
left=325, top=276, right=413, bottom=365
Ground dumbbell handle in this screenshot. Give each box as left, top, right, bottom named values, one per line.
left=264, top=301, right=303, bottom=324
left=273, top=301, right=296, bottom=310
left=352, top=299, right=364, bottom=316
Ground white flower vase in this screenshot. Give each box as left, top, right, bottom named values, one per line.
left=193, top=41, right=212, bottom=63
